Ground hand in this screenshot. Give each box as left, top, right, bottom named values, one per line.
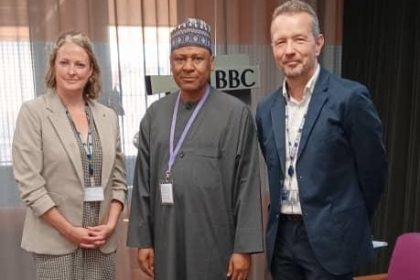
left=85, top=224, right=115, bottom=247
left=80, top=200, right=122, bottom=248
left=65, top=226, right=102, bottom=249
left=137, top=248, right=155, bottom=278
left=40, top=208, right=105, bottom=249
left=227, top=253, right=251, bottom=280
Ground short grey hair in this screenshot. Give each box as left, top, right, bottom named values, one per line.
left=272, top=0, right=321, bottom=36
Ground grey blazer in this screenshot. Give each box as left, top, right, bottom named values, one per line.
left=12, top=92, right=127, bottom=255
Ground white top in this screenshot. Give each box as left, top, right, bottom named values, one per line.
left=281, top=64, right=320, bottom=214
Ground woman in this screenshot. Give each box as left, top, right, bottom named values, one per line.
left=12, top=31, right=127, bottom=279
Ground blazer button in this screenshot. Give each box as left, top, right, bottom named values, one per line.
left=179, top=151, right=184, bottom=158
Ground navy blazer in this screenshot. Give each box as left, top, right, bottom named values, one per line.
left=256, top=68, right=387, bottom=275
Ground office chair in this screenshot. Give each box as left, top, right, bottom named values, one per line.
left=354, top=232, right=420, bottom=280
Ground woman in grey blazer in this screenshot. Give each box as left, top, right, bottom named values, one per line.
left=12, top=31, right=127, bottom=280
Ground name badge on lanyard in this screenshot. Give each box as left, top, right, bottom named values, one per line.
left=160, top=184, right=174, bottom=204
left=84, top=186, right=104, bottom=201
left=281, top=189, right=291, bottom=203
left=84, top=176, right=104, bottom=201
left=160, top=170, right=174, bottom=204
left=162, top=86, right=210, bottom=206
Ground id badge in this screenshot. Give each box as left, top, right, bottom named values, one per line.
left=160, top=182, right=174, bottom=205
left=281, top=189, right=291, bottom=204
left=84, top=186, right=104, bottom=202
left=160, top=170, right=174, bottom=205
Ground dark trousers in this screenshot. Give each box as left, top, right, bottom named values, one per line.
left=271, top=216, right=353, bottom=280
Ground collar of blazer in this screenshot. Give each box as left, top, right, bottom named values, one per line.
left=44, top=91, right=115, bottom=188
left=295, top=68, right=329, bottom=160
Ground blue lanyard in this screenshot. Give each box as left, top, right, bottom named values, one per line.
left=167, top=86, right=210, bottom=178
left=285, top=101, right=306, bottom=177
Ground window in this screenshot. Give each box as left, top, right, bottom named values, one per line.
left=0, top=27, right=34, bottom=165
left=108, top=26, right=172, bottom=157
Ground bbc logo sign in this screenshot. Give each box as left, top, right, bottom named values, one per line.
left=211, top=66, right=260, bottom=91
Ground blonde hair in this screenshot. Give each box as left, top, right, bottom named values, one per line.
left=45, top=31, right=101, bottom=100
left=272, top=0, right=320, bottom=36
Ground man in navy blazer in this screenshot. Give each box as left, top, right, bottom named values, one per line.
left=256, top=1, right=387, bottom=279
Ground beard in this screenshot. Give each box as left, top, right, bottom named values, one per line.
left=283, top=65, right=305, bottom=78
left=280, top=59, right=315, bottom=81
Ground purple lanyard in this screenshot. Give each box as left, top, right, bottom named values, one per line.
left=167, top=86, right=210, bottom=176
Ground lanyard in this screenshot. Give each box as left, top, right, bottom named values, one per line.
left=84, top=131, right=94, bottom=177
left=66, top=107, right=95, bottom=183
left=167, top=86, right=210, bottom=178
left=285, top=101, right=306, bottom=177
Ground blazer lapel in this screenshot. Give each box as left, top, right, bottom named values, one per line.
left=270, top=91, right=286, bottom=175
left=45, top=93, right=84, bottom=185
left=297, top=69, right=329, bottom=160
left=89, top=102, right=113, bottom=187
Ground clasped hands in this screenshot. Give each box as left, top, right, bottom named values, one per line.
left=67, top=224, right=114, bottom=249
